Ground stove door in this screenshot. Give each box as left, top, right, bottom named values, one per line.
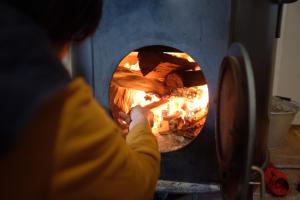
left=216, top=43, right=256, bottom=200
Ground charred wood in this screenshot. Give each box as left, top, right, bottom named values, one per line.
left=138, top=51, right=198, bottom=76
left=165, top=70, right=206, bottom=88
left=178, top=70, right=206, bottom=87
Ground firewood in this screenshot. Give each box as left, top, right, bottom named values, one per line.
left=163, top=111, right=181, bottom=121
left=178, top=70, right=206, bottom=87
left=114, top=67, right=142, bottom=76
left=114, top=98, right=169, bottom=127
left=138, top=51, right=162, bottom=76
left=182, top=123, right=201, bottom=132
left=144, top=98, right=169, bottom=110
left=158, top=121, right=170, bottom=134
left=111, top=74, right=169, bottom=96
left=165, top=73, right=184, bottom=89
left=165, top=70, right=206, bottom=88
left=138, top=51, right=198, bottom=76
left=143, top=62, right=179, bottom=80
left=177, top=118, right=184, bottom=129
left=174, top=128, right=198, bottom=139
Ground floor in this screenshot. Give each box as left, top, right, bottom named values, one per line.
left=253, top=125, right=300, bottom=199
left=155, top=126, right=300, bottom=200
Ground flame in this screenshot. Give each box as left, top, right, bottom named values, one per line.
left=164, top=52, right=195, bottom=62
left=124, top=61, right=140, bottom=71
left=115, top=51, right=209, bottom=139
left=129, top=85, right=209, bottom=135
left=122, top=51, right=201, bottom=70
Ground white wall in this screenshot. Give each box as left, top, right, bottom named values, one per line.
left=273, top=1, right=300, bottom=125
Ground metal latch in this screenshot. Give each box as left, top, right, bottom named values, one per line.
left=250, top=165, right=266, bottom=200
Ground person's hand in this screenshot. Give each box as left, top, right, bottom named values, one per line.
left=129, top=106, right=154, bottom=130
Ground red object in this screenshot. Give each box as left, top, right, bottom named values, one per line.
left=264, top=165, right=289, bottom=196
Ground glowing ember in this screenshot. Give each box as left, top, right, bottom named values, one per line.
left=164, top=52, right=195, bottom=62
left=128, top=85, right=209, bottom=136
left=124, top=61, right=140, bottom=71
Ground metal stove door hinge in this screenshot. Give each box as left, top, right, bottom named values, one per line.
left=250, top=166, right=266, bottom=200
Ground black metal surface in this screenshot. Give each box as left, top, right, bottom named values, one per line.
left=71, top=0, right=280, bottom=189
left=72, top=0, right=230, bottom=183
left=216, top=43, right=256, bottom=200
left=230, top=0, right=279, bottom=170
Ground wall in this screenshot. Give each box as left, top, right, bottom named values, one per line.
left=273, top=1, right=300, bottom=124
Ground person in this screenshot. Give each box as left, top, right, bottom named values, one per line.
left=0, top=0, right=160, bottom=199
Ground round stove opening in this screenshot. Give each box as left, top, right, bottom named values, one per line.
left=109, top=46, right=209, bottom=152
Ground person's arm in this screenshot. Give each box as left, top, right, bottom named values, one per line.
left=50, top=78, right=160, bottom=200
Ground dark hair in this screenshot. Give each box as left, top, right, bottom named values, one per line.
left=1, top=0, right=102, bottom=49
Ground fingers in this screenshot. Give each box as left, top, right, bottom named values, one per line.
left=129, top=106, right=154, bottom=129
left=130, top=106, right=146, bottom=122
left=118, top=111, right=131, bottom=124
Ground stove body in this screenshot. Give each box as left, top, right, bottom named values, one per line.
left=72, top=0, right=279, bottom=184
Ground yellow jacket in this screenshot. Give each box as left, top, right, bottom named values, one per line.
left=0, top=78, right=160, bottom=200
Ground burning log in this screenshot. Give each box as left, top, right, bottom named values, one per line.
left=165, top=73, right=184, bottom=89
left=111, top=74, right=169, bottom=96
left=165, top=70, right=206, bottom=89
left=144, top=97, right=169, bottom=110
left=166, top=115, right=205, bottom=139
left=157, top=121, right=170, bottom=135
left=138, top=51, right=198, bottom=76
left=117, top=97, right=169, bottom=126
left=163, top=111, right=182, bottom=121
left=138, top=51, right=161, bottom=76
left=113, top=57, right=205, bottom=96
left=179, top=70, right=206, bottom=87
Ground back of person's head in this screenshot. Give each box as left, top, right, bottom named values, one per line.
left=0, top=0, right=102, bottom=52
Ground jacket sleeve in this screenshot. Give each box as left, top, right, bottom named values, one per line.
left=50, top=78, right=160, bottom=200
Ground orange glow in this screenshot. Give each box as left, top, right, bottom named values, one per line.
left=111, top=51, right=209, bottom=152
left=128, top=85, right=209, bottom=135
left=122, top=52, right=209, bottom=135
left=124, top=61, right=140, bottom=71
left=164, top=52, right=195, bottom=62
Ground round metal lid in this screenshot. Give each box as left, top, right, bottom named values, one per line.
left=216, top=43, right=256, bottom=200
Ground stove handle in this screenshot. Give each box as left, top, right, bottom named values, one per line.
left=250, top=166, right=266, bottom=200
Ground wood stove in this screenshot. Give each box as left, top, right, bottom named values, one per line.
left=72, top=0, right=282, bottom=199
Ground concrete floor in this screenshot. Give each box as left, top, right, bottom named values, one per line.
left=254, top=125, right=300, bottom=199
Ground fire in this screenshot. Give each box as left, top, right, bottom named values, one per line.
left=111, top=50, right=209, bottom=152
left=164, top=52, right=195, bottom=62
left=122, top=53, right=209, bottom=135
left=124, top=61, right=140, bottom=71
left=128, top=85, right=209, bottom=135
